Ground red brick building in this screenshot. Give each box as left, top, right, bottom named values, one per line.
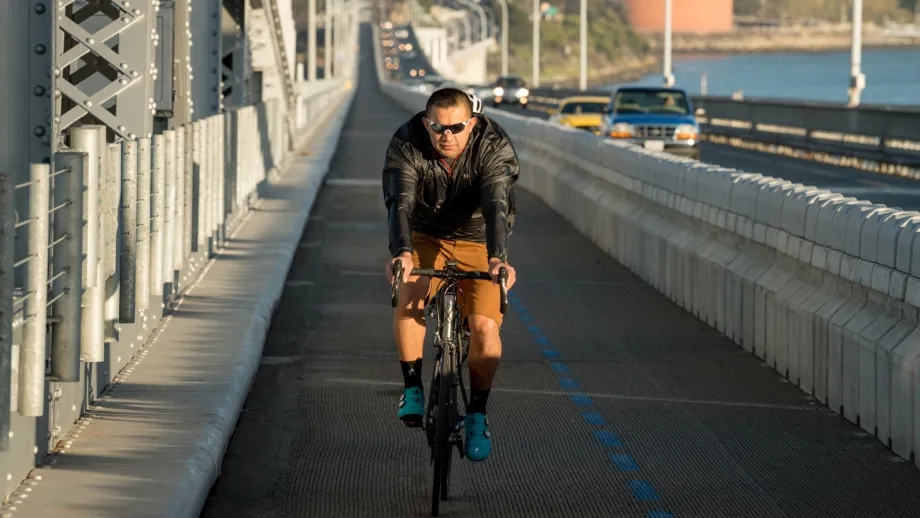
left=624, top=0, right=734, bottom=34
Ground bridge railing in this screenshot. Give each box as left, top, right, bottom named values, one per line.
left=0, top=80, right=349, bottom=464
left=375, top=34, right=920, bottom=471
left=526, top=88, right=920, bottom=170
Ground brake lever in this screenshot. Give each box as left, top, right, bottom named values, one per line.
left=390, top=260, right=403, bottom=308
left=498, top=266, right=509, bottom=315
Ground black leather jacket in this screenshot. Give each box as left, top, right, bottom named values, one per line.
left=383, top=111, right=519, bottom=263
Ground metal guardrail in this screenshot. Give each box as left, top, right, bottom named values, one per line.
left=521, top=87, right=920, bottom=168
left=0, top=84, right=347, bottom=453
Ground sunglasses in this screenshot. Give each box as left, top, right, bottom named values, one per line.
left=425, top=117, right=473, bottom=135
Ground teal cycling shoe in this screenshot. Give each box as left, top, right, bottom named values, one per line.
left=464, top=413, right=492, bottom=461
left=397, top=386, right=424, bottom=427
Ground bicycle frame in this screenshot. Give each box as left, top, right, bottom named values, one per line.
left=390, top=258, right=508, bottom=516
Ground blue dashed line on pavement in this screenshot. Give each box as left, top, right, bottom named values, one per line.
left=610, top=453, right=640, bottom=471
left=511, top=296, right=671, bottom=516
left=541, top=349, right=560, bottom=359
left=549, top=362, right=569, bottom=374
left=570, top=394, right=593, bottom=406
left=594, top=430, right=622, bottom=447
left=582, top=411, right=606, bottom=425
left=628, top=480, right=661, bottom=502
left=558, top=377, right=581, bottom=391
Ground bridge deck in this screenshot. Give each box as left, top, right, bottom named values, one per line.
left=199, top=31, right=920, bottom=518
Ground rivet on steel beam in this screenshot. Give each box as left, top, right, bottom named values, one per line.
left=133, top=9, right=140, bottom=15
left=122, top=16, right=130, bottom=23
left=87, top=37, right=95, bottom=44
left=118, top=125, right=126, bottom=132
left=33, top=126, right=45, bottom=137
left=33, top=85, right=46, bottom=96
left=84, top=100, right=93, bottom=107
left=35, top=3, right=47, bottom=14
left=34, top=44, right=46, bottom=55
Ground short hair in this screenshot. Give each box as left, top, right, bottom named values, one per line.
left=426, top=88, right=472, bottom=118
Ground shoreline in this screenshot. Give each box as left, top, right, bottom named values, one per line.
left=652, top=25, right=920, bottom=56
left=485, top=27, right=920, bottom=89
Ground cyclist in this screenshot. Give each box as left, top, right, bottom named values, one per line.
left=383, top=88, right=519, bottom=462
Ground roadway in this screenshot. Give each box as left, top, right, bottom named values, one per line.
left=495, top=104, right=920, bottom=212
left=198, top=26, right=920, bottom=517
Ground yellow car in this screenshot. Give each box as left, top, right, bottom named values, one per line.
left=547, top=95, right=609, bottom=134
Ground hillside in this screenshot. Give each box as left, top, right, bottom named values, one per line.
left=484, top=0, right=655, bottom=86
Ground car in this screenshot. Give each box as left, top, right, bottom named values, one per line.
left=599, top=86, right=702, bottom=160
left=491, top=75, right=529, bottom=109
left=546, top=95, right=609, bottom=134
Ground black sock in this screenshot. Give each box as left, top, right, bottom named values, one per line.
left=400, top=358, right=423, bottom=389
left=467, top=388, right=491, bottom=414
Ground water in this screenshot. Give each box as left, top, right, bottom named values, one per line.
left=606, top=46, right=920, bottom=107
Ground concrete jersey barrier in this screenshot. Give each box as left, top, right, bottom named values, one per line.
left=374, top=50, right=920, bottom=469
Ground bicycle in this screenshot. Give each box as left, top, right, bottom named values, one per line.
left=390, top=259, right=509, bottom=517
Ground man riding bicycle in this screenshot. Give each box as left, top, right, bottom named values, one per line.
left=383, top=87, right=519, bottom=462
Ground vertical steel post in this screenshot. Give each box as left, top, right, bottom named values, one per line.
left=532, top=0, right=540, bottom=88
left=183, top=125, right=194, bottom=258
left=19, top=163, right=50, bottom=416
left=135, top=138, right=151, bottom=312
left=119, top=140, right=138, bottom=323
left=103, top=144, right=122, bottom=343
left=70, top=127, right=105, bottom=363
left=579, top=0, right=587, bottom=91
left=173, top=126, right=186, bottom=278
left=325, top=0, right=334, bottom=79
left=151, top=134, right=165, bottom=296
left=663, top=0, right=674, bottom=87
left=848, top=0, right=865, bottom=107
left=0, top=173, right=13, bottom=449
left=162, top=131, right=176, bottom=296
left=308, top=0, right=317, bottom=81
left=49, top=152, right=85, bottom=382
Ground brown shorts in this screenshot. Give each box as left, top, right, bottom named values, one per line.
left=410, top=231, right=503, bottom=327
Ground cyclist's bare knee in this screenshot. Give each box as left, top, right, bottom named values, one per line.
left=395, top=275, right=430, bottom=323
left=467, top=315, right=501, bottom=355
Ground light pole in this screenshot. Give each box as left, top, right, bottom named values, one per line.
left=457, top=0, right=488, bottom=41
left=324, top=0, right=333, bottom=79
left=532, top=0, right=540, bottom=87
left=308, top=0, right=317, bottom=81
left=579, top=0, right=587, bottom=90
left=497, top=0, right=509, bottom=76
left=848, top=0, right=865, bottom=106
left=452, top=15, right=472, bottom=49
left=663, top=0, right=674, bottom=87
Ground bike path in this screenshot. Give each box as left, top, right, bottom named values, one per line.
left=198, top=26, right=920, bottom=518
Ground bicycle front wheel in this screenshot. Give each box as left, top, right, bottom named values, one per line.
left=431, top=349, right=455, bottom=516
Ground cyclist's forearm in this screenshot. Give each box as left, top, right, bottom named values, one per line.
left=387, top=203, right=413, bottom=257
left=481, top=188, right=510, bottom=263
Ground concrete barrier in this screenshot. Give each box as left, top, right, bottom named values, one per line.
left=373, top=38, right=920, bottom=469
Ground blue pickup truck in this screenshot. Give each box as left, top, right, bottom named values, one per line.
left=598, top=86, right=702, bottom=161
